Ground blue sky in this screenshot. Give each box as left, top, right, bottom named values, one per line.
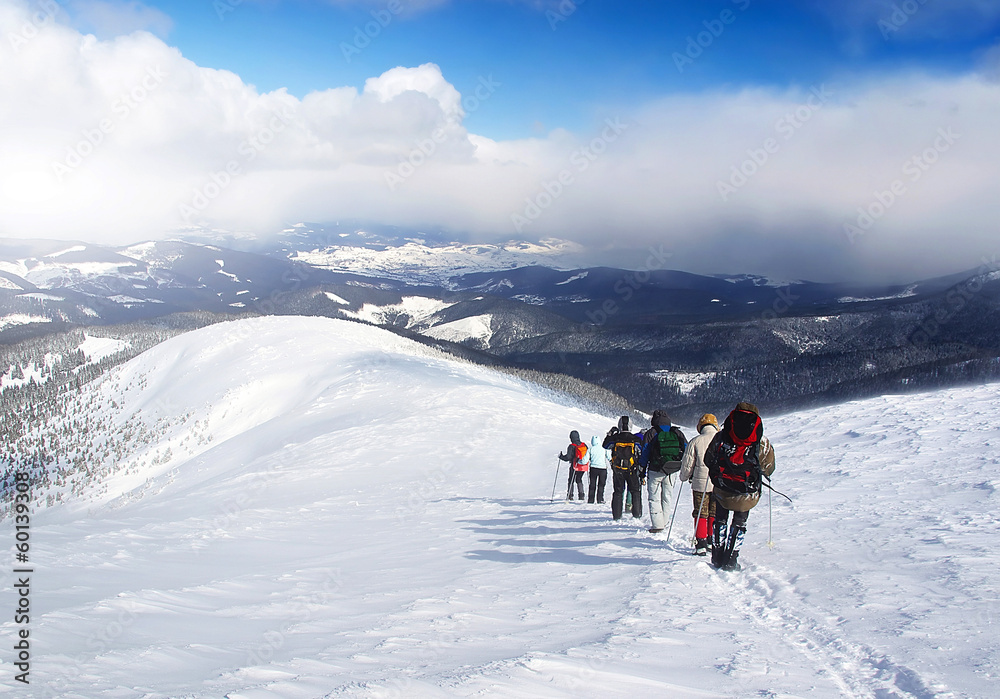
left=3, top=0, right=1000, bottom=281
left=78, top=0, right=1000, bottom=139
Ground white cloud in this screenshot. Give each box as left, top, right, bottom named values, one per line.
left=1, top=0, right=999, bottom=282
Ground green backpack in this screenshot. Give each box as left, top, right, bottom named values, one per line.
left=649, top=428, right=684, bottom=472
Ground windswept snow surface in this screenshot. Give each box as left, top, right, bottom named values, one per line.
left=2, top=316, right=998, bottom=698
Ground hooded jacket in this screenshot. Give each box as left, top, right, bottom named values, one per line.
left=589, top=435, right=610, bottom=470
left=678, top=423, right=720, bottom=492
left=559, top=430, right=588, bottom=469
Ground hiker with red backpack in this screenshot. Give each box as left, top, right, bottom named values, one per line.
left=558, top=430, right=589, bottom=501
left=679, top=413, right=720, bottom=555
left=704, top=402, right=776, bottom=571
left=639, top=410, right=687, bottom=534
left=602, top=416, right=644, bottom=520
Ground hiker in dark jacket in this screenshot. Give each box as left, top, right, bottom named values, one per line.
left=639, top=410, right=687, bottom=534
left=602, top=416, right=644, bottom=520
left=558, top=430, right=588, bottom=501
left=704, top=402, right=776, bottom=571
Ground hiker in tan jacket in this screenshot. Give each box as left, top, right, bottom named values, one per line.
left=679, top=413, right=720, bottom=556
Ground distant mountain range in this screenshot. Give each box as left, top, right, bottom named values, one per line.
left=3, top=227, right=999, bottom=418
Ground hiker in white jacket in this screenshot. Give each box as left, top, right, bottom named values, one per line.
left=679, top=413, right=720, bottom=556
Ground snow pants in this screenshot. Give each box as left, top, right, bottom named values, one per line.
left=692, top=489, right=716, bottom=540
left=646, top=470, right=676, bottom=531
left=611, top=469, right=642, bottom=520
left=567, top=468, right=586, bottom=500
left=712, top=498, right=750, bottom=568
left=588, top=467, right=607, bottom=503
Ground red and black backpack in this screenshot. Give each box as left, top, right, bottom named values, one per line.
left=710, top=410, right=764, bottom=494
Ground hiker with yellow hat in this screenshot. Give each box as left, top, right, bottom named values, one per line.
left=679, top=413, right=721, bottom=555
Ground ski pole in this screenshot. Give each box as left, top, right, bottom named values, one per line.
left=550, top=457, right=562, bottom=503
left=664, top=476, right=686, bottom=543
left=767, top=483, right=775, bottom=549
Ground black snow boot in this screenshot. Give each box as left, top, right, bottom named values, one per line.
left=721, top=524, right=746, bottom=571
left=711, top=519, right=728, bottom=568
left=694, top=538, right=710, bottom=556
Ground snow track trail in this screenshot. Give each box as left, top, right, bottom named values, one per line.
left=715, top=562, right=953, bottom=699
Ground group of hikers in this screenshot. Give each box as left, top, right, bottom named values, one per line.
left=558, top=402, right=776, bottom=571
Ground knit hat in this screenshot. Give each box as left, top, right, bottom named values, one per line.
left=696, top=413, right=718, bottom=431
left=569, top=430, right=581, bottom=444
left=651, top=410, right=670, bottom=427
left=735, top=401, right=759, bottom=415
left=617, top=416, right=630, bottom=431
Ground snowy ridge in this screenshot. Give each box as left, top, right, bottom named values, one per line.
left=838, top=284, right=919, bottom=303
left=290, top=237, right=584, bottom=286
left=0, top=313, right=51, bottom=331
left=423, top=313, right=494, bottom=348
left=2, top=316, right=997, bottom=697
left=340, top=295, right=455, bottom=329
left=649, top=369, right=716, bottom=396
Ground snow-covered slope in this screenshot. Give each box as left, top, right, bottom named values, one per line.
left=2, top=316, right=998, bottom=697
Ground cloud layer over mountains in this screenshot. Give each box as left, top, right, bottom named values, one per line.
left=2, top=0, right=999, bottom=281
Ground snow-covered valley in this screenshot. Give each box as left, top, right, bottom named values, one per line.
left=1, top=316, right=997, bottom=697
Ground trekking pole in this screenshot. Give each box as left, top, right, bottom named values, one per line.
left=694, top=488, right=709, bottom=546
left=664, top=478, right=686, bottom=544
left=549, top=457, right=562, bottom=503
left=767, top=484, right=775, bottom=549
